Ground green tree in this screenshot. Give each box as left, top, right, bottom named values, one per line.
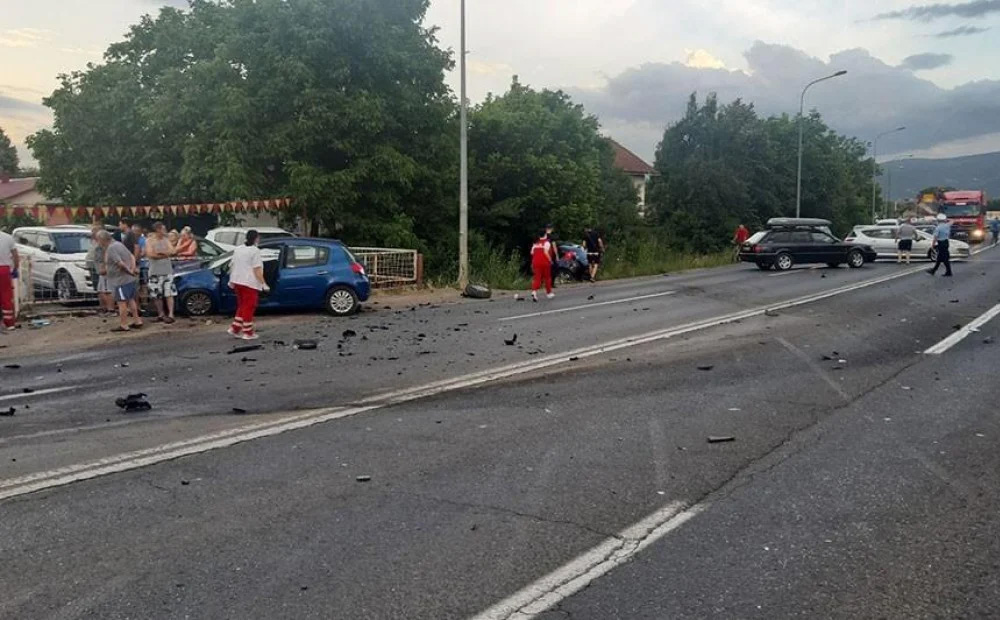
left=28, top=0, right=456, bottom=251
left=468, top=78, right=635, bottom=251
left=0, top=126, right=18, bottom=176
left=649, top=93, right=876, bottom=249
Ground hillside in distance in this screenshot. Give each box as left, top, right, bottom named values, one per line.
left=882, top=152, right=1000, bottom=201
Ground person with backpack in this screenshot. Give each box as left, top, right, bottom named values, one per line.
left=530, top=230, right=555, bottom=302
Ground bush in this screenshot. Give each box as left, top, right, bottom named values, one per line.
left=601, top=233, right=729, bottom=279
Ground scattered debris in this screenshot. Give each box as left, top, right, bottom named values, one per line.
left=953, top=324, right=963, bottom=331
left=0, top=407, right=15, bottom=417
left=115, top=393, right=152, bottom=412
left=587, top=295, right=595, bottom=301
left=504, top=334, right=518, bottom=346
left=764, top=309, right=779, bottom=317
left=181, top=480, right=190, bottom=486
left=30, top=318, right=51, bottom=329
left=821, top=355, right=833, bottom=361
left=232, top=407, right=248, bottom=414
left=240, top=357, right=257, bottom=363
left=697, top=365, right=714, bottom=371
left=229, top=344, right=263, bottom=354
left=3, top=364, right=21, bottom=369
left=342, top=329, right=357, bottom=339
left=901, top=386, right=912, bottom=391
left=569, top=356, right=580, bottom=361
left=707, top=436, right=736, bottom=444
left=22, top=388, right=34, bottom=393
left=356, top=475, right=372, bottom=483
left=950, top=299, right=960, bottom=304
left=984, top=337, right=994, bottom=345
left=293, top=340, right=318, bottom=350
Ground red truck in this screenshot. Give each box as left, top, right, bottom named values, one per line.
left=938, top=190, right=987, bottom=243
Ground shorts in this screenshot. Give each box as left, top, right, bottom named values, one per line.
left=148, top=274, right=177, bottom=299
left=114, top=281, right=138, bottom=303
left=898, top=240, right=913, bottom=251
left=587, top=252, right=602, bottom=265
left=97, top=275, right=111, bottom=294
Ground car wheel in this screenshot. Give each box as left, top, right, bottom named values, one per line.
left=756, top=262, right=772, bottom=271
left=463, top=284, right=492, bottom=299
left=180, top=290, right=215, bottom=316
left=556, top=268, right=575, bottom=284
left=847, top=250, right=865, bottom=269
left=326, top=286, right=359, bottom=316
left=774, top=252, right=794, bottom=271
left=55, top=271, right=77, bottom=301
left=826, top=262, right=841, bottom=268
left=928, top=248, right=938, bottom=262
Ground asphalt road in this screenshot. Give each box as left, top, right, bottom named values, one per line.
left=3, top=250, right=1000, bottom=619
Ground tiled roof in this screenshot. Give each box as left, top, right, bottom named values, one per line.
left=607, top=139, right=656, bottom=175
left=0, top=177, right=39, bottom=201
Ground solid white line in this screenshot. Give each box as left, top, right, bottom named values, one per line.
left=469, top=501, right=705, bottom=619
left=500, top=291, right=677, bottom=322
left=924, top=302, right=1000, bottom=355
left=0, top=263, right=929, bottom=502
left=0, top=386, right=78, bottom=403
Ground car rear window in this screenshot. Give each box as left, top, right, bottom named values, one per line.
left=746, top=232, right=766, bottom=244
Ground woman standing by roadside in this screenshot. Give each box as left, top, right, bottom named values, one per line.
left=227, top=230, right=270, bottom=340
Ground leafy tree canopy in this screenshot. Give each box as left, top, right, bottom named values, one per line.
left=0, top=126, right=18, bottom=177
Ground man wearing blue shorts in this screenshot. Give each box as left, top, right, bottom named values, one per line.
left=100, top=231, right=144, bottom=332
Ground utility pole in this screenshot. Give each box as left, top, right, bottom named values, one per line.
left=796, top=70, right=846, bottom=218
left=457, top=0, right=469, bottom=290
left=871, top=126, right=905, bottom=223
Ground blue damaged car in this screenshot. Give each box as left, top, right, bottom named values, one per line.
left=174, top=238, right=370, bottom=317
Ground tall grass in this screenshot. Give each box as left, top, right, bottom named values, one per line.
left=599, top=237, right=730, bottom=279
left=469, top=245, right=528, bottom=290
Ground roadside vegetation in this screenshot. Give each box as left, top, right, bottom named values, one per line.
left=5, top=0, right=884, bottom=291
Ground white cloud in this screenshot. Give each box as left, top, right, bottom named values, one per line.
left=684, top=49, right=727, bottom=70
left=0, top=27, right=52, bottom=48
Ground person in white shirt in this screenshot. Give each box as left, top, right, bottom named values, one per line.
left=227, top=230, right=270, bottom=340
left=0, top=229, right=19, bottom=333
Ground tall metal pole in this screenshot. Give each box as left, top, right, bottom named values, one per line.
left=796, top=71, right=846, bottom=218
left=458, top=0, right=469, bottom=289
left=871, top=127, right=905, bottom=223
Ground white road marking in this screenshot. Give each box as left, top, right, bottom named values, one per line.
left=0, top=385, right=78, bottom=403
left=777, top=338, right=850, bottom=401
left=924, top=302, right=1000, bottom=355
left=500, top=291, right=677, bottom=322
left=469, top=501, right=705, bottom=619
left=0, top=263, right=932, bottom=501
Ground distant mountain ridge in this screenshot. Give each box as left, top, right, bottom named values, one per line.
left=882, top=152, right=1000, bottom=201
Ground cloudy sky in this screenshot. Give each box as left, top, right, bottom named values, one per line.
left=4, top=0, right=1000, bottom=166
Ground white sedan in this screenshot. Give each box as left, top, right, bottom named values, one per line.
left=846, top=226, right=971, bottom=262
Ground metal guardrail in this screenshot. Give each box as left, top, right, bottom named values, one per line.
left=350, top=247, right=422, bottom=290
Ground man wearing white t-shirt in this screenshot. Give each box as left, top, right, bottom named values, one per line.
left=227, top=230, right=270, bottom=340
left=0, top=229, right=19, bottom=333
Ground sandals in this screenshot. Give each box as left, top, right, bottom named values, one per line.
left=129, top=323, right=144, bottom=330
left=111, top=326, right=130, bottom=333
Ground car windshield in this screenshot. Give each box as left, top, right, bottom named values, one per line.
left=940, top=204, right=980, bottom=217
left=206, top=251, right=234, bottom=270
left=52, top=233, right=92, bottom=254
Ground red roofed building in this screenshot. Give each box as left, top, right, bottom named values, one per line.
left=0, top=176, right=50, bottom=206
left=607, top=139, right=657, bottom=213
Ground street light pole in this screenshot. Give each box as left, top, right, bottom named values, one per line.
left=457, top=0, right=469, bottom=289
left=796, top=70, right=847, bottom=218
left=871, top=126, right=906, bottom=223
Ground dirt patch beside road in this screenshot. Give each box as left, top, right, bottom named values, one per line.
left=3, top=286, right=473, bottom=359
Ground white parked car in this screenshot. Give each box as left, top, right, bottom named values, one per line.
left=846, top=225, right=971, bottom=262
left=205, top=226, right=297, bottom=251
left=13, top=225, right=96, bottom=300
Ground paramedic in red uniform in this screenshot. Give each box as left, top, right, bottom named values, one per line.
left=0, top=227, right=18, bottom=334
left=531, top=230, right=555, bottom=302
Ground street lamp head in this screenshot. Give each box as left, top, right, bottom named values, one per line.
left=896, top=126, right=906, bottom=131
left=833, top=70, right=848, bottom=77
